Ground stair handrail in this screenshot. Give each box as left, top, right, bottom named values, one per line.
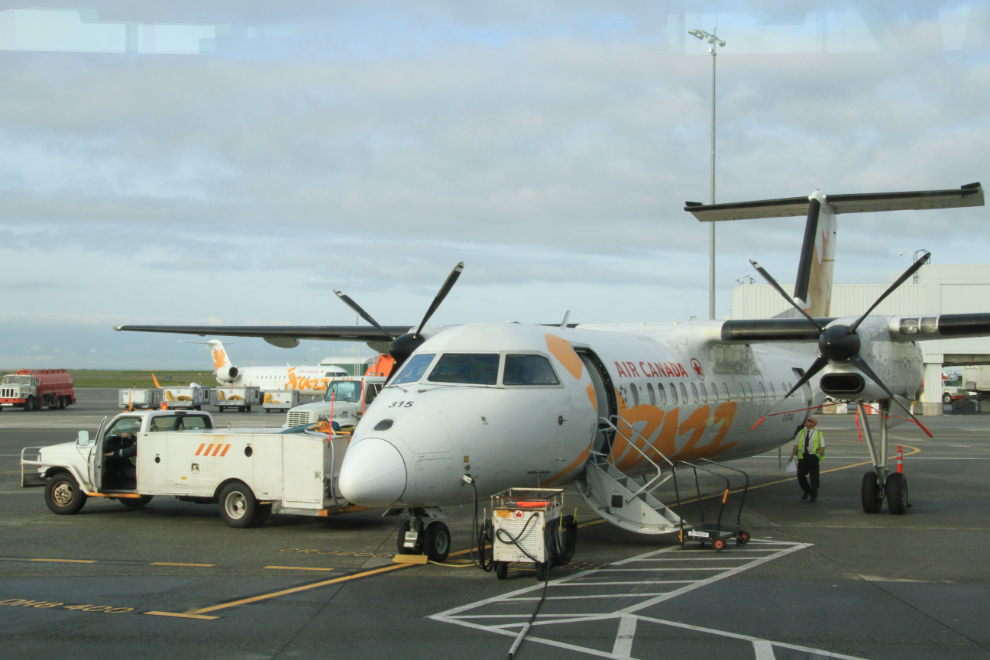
left=597, top=415, right=675, bottom=503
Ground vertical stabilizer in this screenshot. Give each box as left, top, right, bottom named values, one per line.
left=207, top=340, right=232, bottom=371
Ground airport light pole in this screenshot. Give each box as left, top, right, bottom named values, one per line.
left=688, top=26, right=726, bottom=320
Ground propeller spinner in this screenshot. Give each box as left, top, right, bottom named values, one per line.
left=334, top=262, right=464, bottom=380
left=750, top=252, right=932, bottom=437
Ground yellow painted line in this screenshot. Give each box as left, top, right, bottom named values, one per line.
left=145, top=611, right=220, bottom=620
left=29, top=559, right=96, bottom=564
left=150, top=562, right=215, bottom=567
left=265, top=566, right=335, bottom=572
left=187, top=563, right=409, bottom=615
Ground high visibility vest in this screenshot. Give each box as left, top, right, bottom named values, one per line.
left=796, top=429, right=824, bottom=460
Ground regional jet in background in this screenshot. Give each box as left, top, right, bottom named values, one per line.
left=117, top=183, right=990, bottom=563
left=201, top=339, right=349, bottom=395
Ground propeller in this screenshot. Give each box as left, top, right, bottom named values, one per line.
left=750, top=251, right=932, bottom=437
left=334, top=262, right=464, bottom=379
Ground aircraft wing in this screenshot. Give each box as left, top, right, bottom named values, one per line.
left=686, top=182, right=984, bottom=222
left=114, top=324, right=411, bottom=343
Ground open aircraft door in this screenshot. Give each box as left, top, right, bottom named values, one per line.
left=575, top=350, right=617, bottom=457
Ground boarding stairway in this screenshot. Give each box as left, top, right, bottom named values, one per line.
left=576, top=416, right=683, bottom=534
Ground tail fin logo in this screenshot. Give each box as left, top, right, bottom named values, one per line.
left=212, top=348, right=226, bottom=370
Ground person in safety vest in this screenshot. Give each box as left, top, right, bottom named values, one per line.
left=789, top=417, right=825, bottom=502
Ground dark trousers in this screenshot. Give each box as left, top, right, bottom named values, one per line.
left=797, top=455, right=820, bottom=496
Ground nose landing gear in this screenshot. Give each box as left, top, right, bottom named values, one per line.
left=857, top=401, right=910, bottom=515
left=397, top=509, right=451, bottom=562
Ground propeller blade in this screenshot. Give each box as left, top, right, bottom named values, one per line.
left=750, top=260, right=825, bottom=332
left=847, top=251, right=930, bottom=333
left=751, top=355, right=829, bottom=431
left=333, top=290, right=396, bottom=341
left=849, top=355, right=933, bottom=438
left=416, top=262, right=464, bottom=337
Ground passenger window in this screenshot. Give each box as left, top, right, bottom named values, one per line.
left=738, top=384, right=746, bottom=401
left=646, top=383, right=656, bottom=406
left=179, top=415, right=211, bottom=431
left=690, top=383, right=699, bottom=404
left=629, top=383, right=640, bottom=407
left=428, top=354, right=500, bottom=385
left=783, top=382, right=788, bottom=397
left=699, top=383, right=708, bottom=404
left=745, top=383, right=753, bottom=401
left=722, top=383, right=730, bottom=402
left=680, top=383, right=689, bottom=405
left=768, top=382, right=776, bottom=400
left=758, top=382, right=766, bottom=402
left=503, top=355, right=559, bottom=386
left=711, top=382, right=719, bottom=404
left=391, top=354, right=435, bottom=385
left=657, top=383, right=667, bottom=406
left=669, top=382, right=678, bottom=405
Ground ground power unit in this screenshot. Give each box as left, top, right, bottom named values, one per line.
left=491, top=487, right=569, bottom=580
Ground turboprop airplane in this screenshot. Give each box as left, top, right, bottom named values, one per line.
left=197, top=339, right=350, bottom=394
left=117, top=182, right=990, bottom=563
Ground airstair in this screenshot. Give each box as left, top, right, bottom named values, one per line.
left=576, top=416, right=683, bottom=534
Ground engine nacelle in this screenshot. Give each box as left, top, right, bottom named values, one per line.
left=819, top=316, right=923, bottom=401
left=215, top=366, right=239, bottom=383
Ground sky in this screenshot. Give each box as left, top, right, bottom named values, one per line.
left=1, top=1, right=989, bottom=369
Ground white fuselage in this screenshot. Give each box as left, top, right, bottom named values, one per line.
left=221, top=366, right=349, bottom=395
left=338, top=321, right=841, bottom=509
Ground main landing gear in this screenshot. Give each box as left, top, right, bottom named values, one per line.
left=857, top=400, right=910, bottom=515
left=397, top=509, right=451, bottom=563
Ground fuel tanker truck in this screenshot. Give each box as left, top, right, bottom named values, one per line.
left=0, top=369, right=76, bottom=411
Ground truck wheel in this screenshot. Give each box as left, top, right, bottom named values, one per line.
left=218, top=481, right=257, bottom=528
left=57, top=396, right=67, bottom=409
left=238, top=406, right=246, bottom=413
left=218, top=406, right=224, bottom=413
left=246, top=405, right=252, bottom=412
left=424, top=521, right=451, bottom=562
left=45, top=474, right=87, bottom=515
left=194, top=405, right=201, bottom=411
left=25, top=396, right=36, bottom=411
left=942, top=392, right=953, bottom=404
left=120, top=496, right=153, bottom=509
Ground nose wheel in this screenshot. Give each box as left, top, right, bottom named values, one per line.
left=397, top=510, right=451, bottom=562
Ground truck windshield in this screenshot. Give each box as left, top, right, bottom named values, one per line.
left=324, top=381, right=362, bottom=403
left=149, top=415, right=213, bottom=431
left=2, top=376, right=30, bottom=385
left=428, top=354, right=500, bottom=385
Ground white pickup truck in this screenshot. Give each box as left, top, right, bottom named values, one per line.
left=21, top=409, right=354, bottom=528
left=284, top=376, right=385, bottom=429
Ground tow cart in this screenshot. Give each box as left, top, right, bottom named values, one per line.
left=672, top=458, right=750, bottom=552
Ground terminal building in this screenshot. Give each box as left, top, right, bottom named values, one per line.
left=730, top=264, right=990, bottom=415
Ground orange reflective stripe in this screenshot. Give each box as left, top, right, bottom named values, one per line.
left=211, top=444, right=223, bottom=457
left=219, top=444, right=230, bottom=457
left=204, top=444, right=215, bottom=456
left=195, top=444, right=206, bottom=456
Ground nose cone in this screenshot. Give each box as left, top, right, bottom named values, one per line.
left=339, top=438, right=407, bottom=507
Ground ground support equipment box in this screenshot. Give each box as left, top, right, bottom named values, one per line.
left=162, top=385, right=210, bottom=410
left=215, top=387, right=262, bottom=412
left=491, top=487, right=569, bottom=580
left=263, top=390, right=299, bottom=413
left=118, top=388, right=162, bottom=409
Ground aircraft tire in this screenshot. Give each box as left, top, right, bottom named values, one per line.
left=424, top=521, right=451, bottom=562
left=218, top=481, right=257, bottom=528
left=861, top=472, right=884, bottom=513
left=120, top=495, right=153, bottom=509
left=45, top=473, right=87, bottom=515
left=495, top=561, right=508, bottom=580
left=886, top=473, right=908, bottom=515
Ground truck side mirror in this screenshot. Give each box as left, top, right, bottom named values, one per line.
left=77, top=430, right=90, bottom=445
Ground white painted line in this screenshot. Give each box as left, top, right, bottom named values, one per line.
left=612, top=615, right=637, bottom=658
left=597, top=567, right=728, bottom=572
left=753, top=640, right=776, bottom=660
left=551, top=581, right=694, bottom=586
left=510, top=593, right=673, bottom=601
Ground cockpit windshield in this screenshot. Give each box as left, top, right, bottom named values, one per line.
left=427, top=354, right=499, bottom=385
left=324, top=380, right=362, bottom=402
left=503, top=354, right=559, bottom=386
left=391, top=354, right=435, bottom=385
